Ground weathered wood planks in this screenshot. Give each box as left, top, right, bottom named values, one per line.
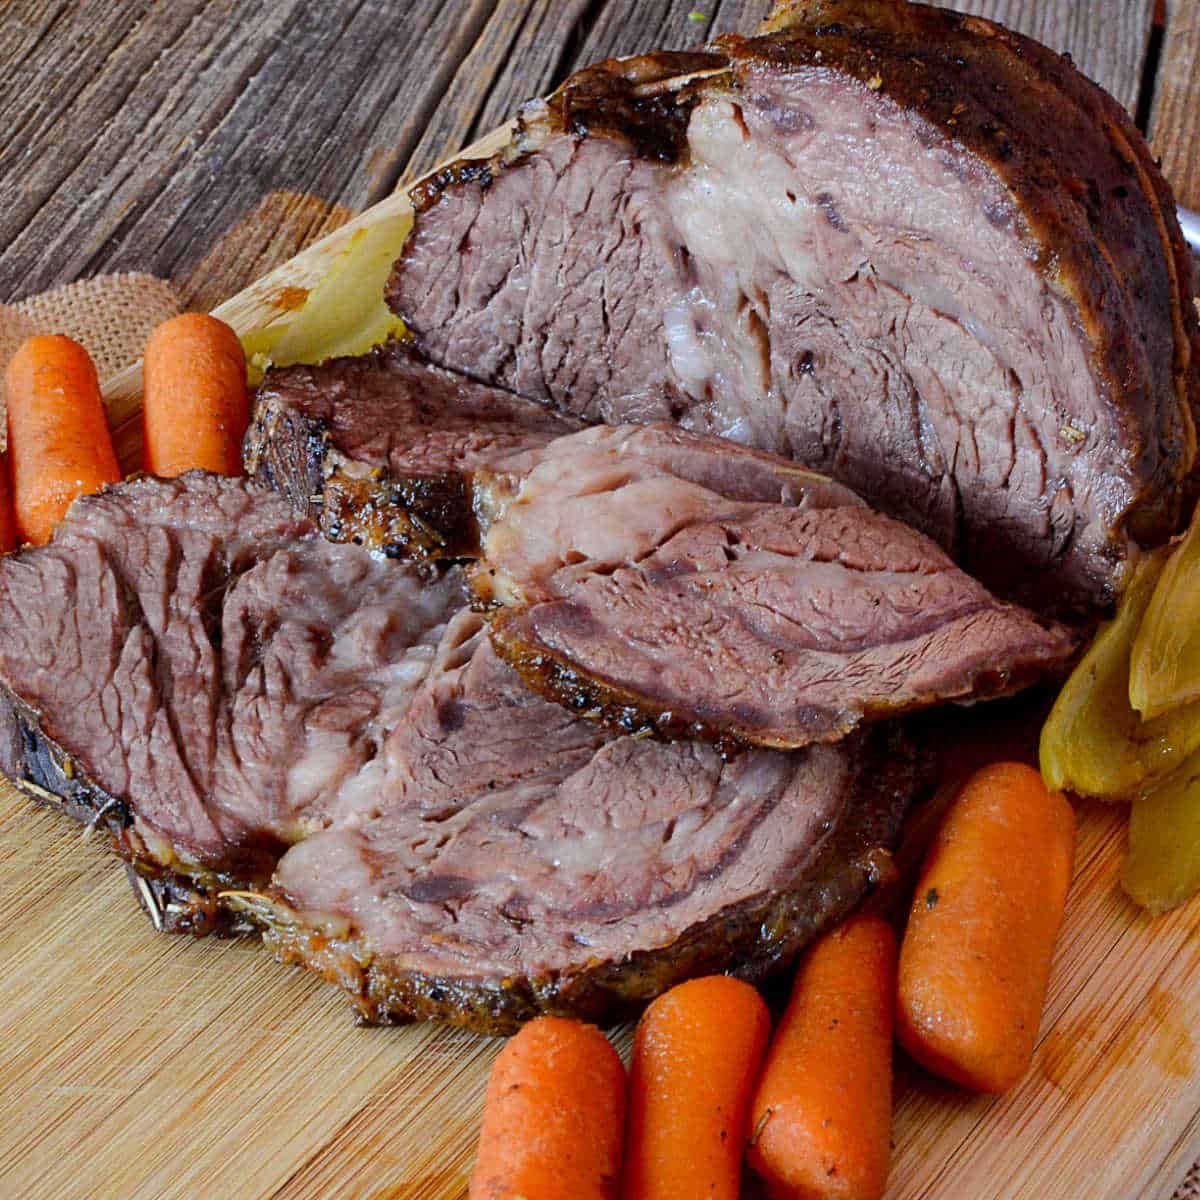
left=0, top=0, right=1164, bottom=304
left=1151, top=0, right=1200, bottom=210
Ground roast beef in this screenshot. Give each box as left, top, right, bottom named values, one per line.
left=387, top=0, right=1199, bottom=612
left=259, top=616, right=927, bottom=1031
left=0, top=473, right=465, bottom=890
left=247, top=351, right=858, bottom=559
left=245, top=341, right=583, bottom=559
left=0, top=472, right=930, bottom=1030
left=476, top=425, right=1075, bottom=748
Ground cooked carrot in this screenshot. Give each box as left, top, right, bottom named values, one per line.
left=142, top=312, right=249, bottom=477
left=470, top=1015, right=625, bottom=1200
left=5, top=335, right=121, bottom=546
left=746, top=915, right=896, bottom=1200
left=0, top=453, right=15, bottom=553
left=896, top=761, right=1075, bottom=1093
left=621, top=974, right=770, bottom=1200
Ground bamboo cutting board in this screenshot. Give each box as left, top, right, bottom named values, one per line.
left=2, top=123, right=1200, bottom=1200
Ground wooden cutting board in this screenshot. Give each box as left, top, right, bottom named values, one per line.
left=3, top=123, right=1200, bottom=1200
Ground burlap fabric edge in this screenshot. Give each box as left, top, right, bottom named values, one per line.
left=0, top=273, right=182, bottom=449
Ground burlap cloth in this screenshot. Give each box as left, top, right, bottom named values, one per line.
left=0, top=271, right=1198, bottom=1199
left=0, top=273, right=181, bottom=448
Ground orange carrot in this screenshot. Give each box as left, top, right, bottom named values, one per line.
left=5, top=335, right=121, bottom=546
left=142, top=312, right=249, bottom=477
left=0, top=453, right=15, bottom=553
left=747, top=915, right=896, bottom=1200
left=470, top=1015, right=626, bottom=1200
left=896, top=761, right=1076, bottom=1093
left=621, top=975, right=770, bottom=1200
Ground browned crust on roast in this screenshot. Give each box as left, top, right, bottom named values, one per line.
left=405, top=51, right=727, bottom=220
left=748, top=0, right=1196, bottom=547
left=485, top=600, right=1071, bottom=753
left=242, top=382, right=325, bottom=525
left=318, top=466, right=477, bottom=560
left=246, top=721, right=929, bottom=1033
left=0, top=687, right=253, bottom=937
left=392, top=2, right=1197, bottom=588
left=244, top=376, right=481, bottom=560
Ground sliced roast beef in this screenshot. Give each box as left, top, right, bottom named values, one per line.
left=472, top=423, right=861, bottom=609
left=245, top=341, right=583, bottom=559
left=247, top=347, right=860, bottom=561
left=0, top=475, right=930, bottom=1030
left=474, top=426, right=1074, bottom=747
left=0, top=473, right=465, bottom=888
left=388, top=0, right=1199, bottom=612
left=259, top=621, right=927, bottom=1031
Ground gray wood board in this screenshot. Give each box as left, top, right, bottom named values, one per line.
left=1151, top=0, right=1200, bottom=211
left=0, top=0, right=1160, bottom=303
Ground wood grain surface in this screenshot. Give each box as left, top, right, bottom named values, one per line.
left=0, top=0, right=1163, bottom=304
left=1152, top=0, right=1200, bottom=210
left=2, top=2, right=1199, bottom=1199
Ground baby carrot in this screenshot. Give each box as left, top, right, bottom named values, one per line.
left=746, top=915, right=896, bottom=1200
left=142, top=312, right=249, bottom=477
left=470, top=1015, right=626, bottom=1200
left=5, top=335, right=121, bottom=546
left=621, top=974, right=770, bottom=1200
left=896, top=761, right=1075, bottom=1093
left=0, top=453, right=15, bottom=553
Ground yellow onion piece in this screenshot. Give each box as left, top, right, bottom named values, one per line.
left=1130, top=507, right=1200, bottom=719
left=241, top=211, right=412, bottom=381
left=1040, top=549, right=1200, bottom=799
left=1123, top=755, right=1200, bottom=913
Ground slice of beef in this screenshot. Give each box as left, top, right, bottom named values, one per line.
left=388, top=1, right=1199, bottom=612
left=0, top=473, right=465, bottom=893
left=475, top=427, right=1075, bottom=748
left=260, top=623, right=928, bottom=1032
left=246, top=342, right=857, bottom=563
left=491, top=506, right=1075, bottom=749
left=0, top=478, right=931, bottom=1030
left=300, top=608, right=610, bottom=835
left=244, top=340, right=583, bottom=559
left=476, top=420, right=863, bottom=520
left=472, top=422, right=862, bottom=609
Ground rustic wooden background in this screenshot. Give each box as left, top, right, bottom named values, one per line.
left=0, top=0, right=1195, bottom=311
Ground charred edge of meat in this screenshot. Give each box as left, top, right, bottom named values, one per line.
left=0, top=687, right=274, bottom=938
left=125, top=866, right=229, bottom=937
left=3, top=688, right=134, bottom=834
left=321, top=461, right=477, bottom=561
left=249, top=723, right=929, bottom=1033
left=246, top=390, right=480, bottom=560
left=486, top=615, right=768, bottom=754
left=406, top=51, right=729, bottom=222
left=409, top=159, right=496, bottom=217
left=537, top=51, right=728, bottom=164
left=486, top=608, right=1072, bottom=753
